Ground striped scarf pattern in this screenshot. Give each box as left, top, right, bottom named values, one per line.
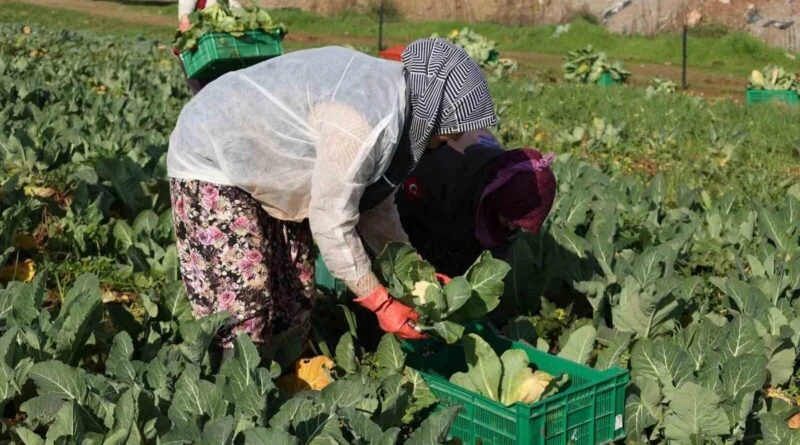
left=401, top=38, right=498, bottom=171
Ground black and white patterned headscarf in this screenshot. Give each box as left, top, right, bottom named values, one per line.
left=401, top=38, right=498, bottom=171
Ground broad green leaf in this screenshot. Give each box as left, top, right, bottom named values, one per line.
left=320, top=380, right=378, bottom=413
left=595, top=333, right=632, bottom=370
left=631, top=246, right=671, bottom=290
left=721, top=354, right=768, bottom=402
left=557, top=324, right=596, bottom=365
left=376, top=381, right=413, bottom=429
left=550, top=225, right=588, bottom=259
left=625, top=378, right=662, bottom=437
left=767, top=345, right=796, bottom=386
left=503, top=317, right=538, bottom=345
left=404, top=406, right=461, bottom=445
left=104, top=387, right=143, bottom=445
left=721, top=316, right=764, bottom=360
left=404, top=368, right=437, bottom=419
left=242, top=427, right=299, bottom=445
left=759, top=207, right=793, bottom=253
left=429, top=321, right=465, bottom=344
left=19, top=395, right=65, bottom=428
left=377, top=243, right=435, bottom=297
left=46, top=400, right=83, bottom=444
left=443, top=276, right=472, bottom=315
left=269, top=398, right=314, bottom=430
left=664, top=382, right=729, bottom=443
left=463, top=334, right=501, bottom=401
left=220, top=334, right=261, bottom=397
left=159, top=416, right=202, bottom=444
left=113, top=220, right=135, bottom=250
left=712, top=277, right=770, bottom=318
left=162, top=282, right=194, bottom=322
left=612, top=276, right=681, bottom=339
left=133, top=210, right=159, bottom=236
left=28, top=361, right=87, bottom=402
left=374, top=428, right=401, bottom=445
left=338, top=408, right=382, bottom=443
left=13, top=428, right=44, bottom=445
left=296, top=410, right=336, bottom=445
left=449, top=372, right=477, bottom=392
left=0, top=360, right=16, bottom=405
left=465, top=252, right=510, bottom=303
left=306, top=417, right=348, bottom=445
left=197, top=415, right=234, bottom=445
left=179, top=312, right=230, bottom=365
left=374, top=334, right=405, bottom=378
left=106, top=331, right=136, bottom=384
left=2, top=276, right=44, bottom=326
left=630, top=339, right=693, bottom=388
left=499, top=349, right=529, bottom=406
left=51, top=274, right=103, bottom=365
left=334, top=332, right=357, bottom=375
left=760, top=413, right=800, bottom=445
left=169, top=365, right=222, bottom=423
left=685, top=321, right=723, bottom=371
left=587, top=202, right=617, bottom=281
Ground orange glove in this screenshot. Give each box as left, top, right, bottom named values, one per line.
left=435, top=273, right=452, bottom=285
left=354, top=286, right=427, bottom=340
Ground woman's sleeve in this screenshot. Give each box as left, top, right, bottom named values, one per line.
left=178, top=0, right=197, bottom=19
left=308, top=102, right=389, bottom=297
left=357, top=190, right=410, bottom=256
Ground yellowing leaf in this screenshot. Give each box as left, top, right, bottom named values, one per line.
left=276, top=355, right=334, bottom=395
left=23, top=187, right=56, bottom=198
left=0, top=259, right=36, bottom=283
left=506, top=369, right=554, bottom=405
left=11, top=233, right=36, bottom=249
left=297, top=356, right=334, bottom=391
left=789, top=413, right=800, bottom=430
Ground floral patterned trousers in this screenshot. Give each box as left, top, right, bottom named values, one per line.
left=169, top=178, right=316, bottom=352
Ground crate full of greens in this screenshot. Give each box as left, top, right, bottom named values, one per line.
left=173, top=3, right=286, bottom=81
left=745, top=65, right=800, bottom=105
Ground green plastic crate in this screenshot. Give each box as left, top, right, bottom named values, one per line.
left=403, top=323, right=629, bottom=445
left=597, top=72, right=618, bottom=87
left=180, top=30, right=283, bottom=81
left=745, top=89, right=799, bottom=105
left=314, top=256, right=348, bottom=294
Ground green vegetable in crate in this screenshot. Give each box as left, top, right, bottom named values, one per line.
left=376, top=243, right=511, bottom=344
left=173, top=3, right=286, bottom=52
left=431, top=27, right=517, bottom=78
left=449, top=334, right=568, bottom=406
left=562, top=45, right=630, bottom=84
left=748, top=65, right=798, bottom=91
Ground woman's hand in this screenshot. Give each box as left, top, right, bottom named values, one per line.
left=179, top=15, right=192, bottom=32
left=354, top=285, right=427, bottom=340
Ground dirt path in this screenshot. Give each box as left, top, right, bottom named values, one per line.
left=8, top=0, right=745, bottom=98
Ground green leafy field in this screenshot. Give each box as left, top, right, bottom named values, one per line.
left=2, top=16, right=800, bottom=445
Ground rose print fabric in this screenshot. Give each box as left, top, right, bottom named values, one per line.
left=169, top=178, right=315, bottom=349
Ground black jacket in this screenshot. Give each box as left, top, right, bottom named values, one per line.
left=396, top=143, right=505, bottom=276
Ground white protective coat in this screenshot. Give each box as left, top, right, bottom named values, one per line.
left=167, top=46, right=409, bottom=286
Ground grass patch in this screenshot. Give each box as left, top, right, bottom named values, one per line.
left=489, top=78, right=800, bottom=201
left=0, top=2, right=171, bottom=39
left=4, top=2, right=800, bottom=76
